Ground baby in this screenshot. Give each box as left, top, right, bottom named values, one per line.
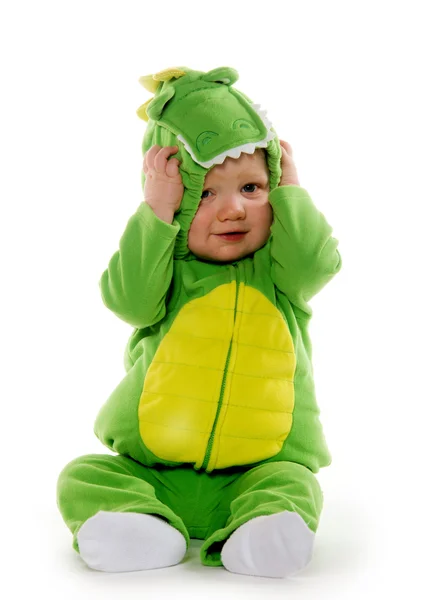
left=57, top=66, right=342, bottom=578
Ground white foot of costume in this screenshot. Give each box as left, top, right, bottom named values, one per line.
left=77, top=511, right=187, bottom=572
left=221, top=511, right=315, bottom=578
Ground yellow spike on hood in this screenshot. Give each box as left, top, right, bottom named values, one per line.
left=136, top=97, right=153, bottom=122
left=139, top=67, right=186, bottom=93
left=138, top=75, right=160, bottom=93
left=153, top=67, right=186, bottom=82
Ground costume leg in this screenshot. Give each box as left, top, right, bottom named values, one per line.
left=200, top=461, right=323, bottom=577
left=56, top=454, right=189, bottom=572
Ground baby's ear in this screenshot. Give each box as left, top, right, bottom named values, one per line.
left=202, top=67, right=239, bottom=86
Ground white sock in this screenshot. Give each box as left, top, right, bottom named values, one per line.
left=76, top=511, right=187, bottom=572
left=221, top=511, right=315, bottom=578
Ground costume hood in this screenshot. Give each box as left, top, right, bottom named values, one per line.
left=137, top=66, right=282, bottom=259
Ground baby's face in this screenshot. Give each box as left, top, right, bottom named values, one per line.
left=187, top=150, right=273, bottom=263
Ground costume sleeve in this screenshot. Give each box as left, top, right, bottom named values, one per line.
left=99, top=201, right=180, bottom=328
left=269, top=185, right=342, bottom=315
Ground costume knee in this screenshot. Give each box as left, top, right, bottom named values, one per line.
left=200, top=461, right=323, bottom=567
left=56, top=453, right=189, bottom=553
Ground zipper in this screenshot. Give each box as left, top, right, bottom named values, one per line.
left=201, top=263, right=239, bottom=471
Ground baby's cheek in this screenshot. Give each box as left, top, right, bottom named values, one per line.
left=260, top=202, right=273, bottom=228
left=187, top=214, right=205, bottom=252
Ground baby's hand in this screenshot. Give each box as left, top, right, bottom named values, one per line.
left=278, top=140, right=300, bottom=186
left=143, top=145, right=184, bottom=223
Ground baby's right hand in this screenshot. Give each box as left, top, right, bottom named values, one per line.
left=143, top=145, right=184, bottom=223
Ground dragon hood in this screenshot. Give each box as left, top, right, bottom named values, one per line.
left=137, top=66, right=282, bottom=259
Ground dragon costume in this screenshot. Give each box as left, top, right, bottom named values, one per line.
left=57, top=66, right=342, bottom=576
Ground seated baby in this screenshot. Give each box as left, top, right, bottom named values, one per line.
left=56, top=66, right=342, bottom=578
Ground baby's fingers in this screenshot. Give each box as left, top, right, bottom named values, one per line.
left=154, top=145, right=179, bottom=174
left=279, top=139, right=293, bottom=157
left=166, top=157, right=181, bottom=178
left=144, top=144, right=161, bottom=172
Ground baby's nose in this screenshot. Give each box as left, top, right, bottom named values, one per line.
left=217, top=195, right=246, bottom=219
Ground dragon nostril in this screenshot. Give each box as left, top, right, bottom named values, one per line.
left=232, top=119, right=257, bottom=131
left=196, top=131, right=218, bottom=152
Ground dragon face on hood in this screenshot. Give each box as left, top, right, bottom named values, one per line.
left=137, top=66, right=282, bottom=260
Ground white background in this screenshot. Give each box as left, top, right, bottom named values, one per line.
left=1, top=0, right=421, bottom=597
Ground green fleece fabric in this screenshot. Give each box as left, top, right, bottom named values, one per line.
left=57, top=65, right=341, bottom=567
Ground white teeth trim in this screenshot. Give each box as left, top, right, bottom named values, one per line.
left=177, top=103, right=276, bottom=169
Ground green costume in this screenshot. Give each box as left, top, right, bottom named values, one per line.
left=57, top=66, right=341, bottom=574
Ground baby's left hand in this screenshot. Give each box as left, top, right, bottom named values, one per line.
left=278, top=140, right=300, bottom=186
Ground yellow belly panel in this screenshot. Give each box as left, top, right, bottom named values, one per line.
left=138, top=281, right=296, bottom=470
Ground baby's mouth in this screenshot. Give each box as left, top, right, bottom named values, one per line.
left=216, top=231, right=248, bottom=242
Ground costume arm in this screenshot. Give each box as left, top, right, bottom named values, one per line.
left=99, top=201, right=180, bottom=328
left=269, top=185, right=342, bottom=315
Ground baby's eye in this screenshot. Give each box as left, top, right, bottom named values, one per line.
left=201, top=190, right=212, bottom=199
left=242, top=184, right=258, bottom=193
